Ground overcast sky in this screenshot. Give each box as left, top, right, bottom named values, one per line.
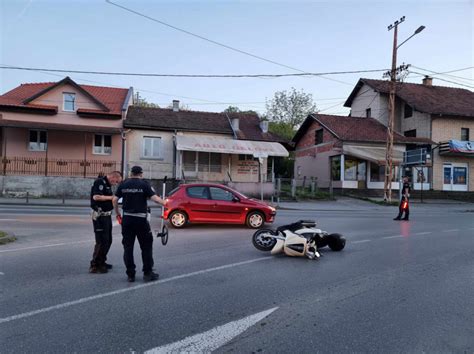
left=1, top=0, right=472, bottom=115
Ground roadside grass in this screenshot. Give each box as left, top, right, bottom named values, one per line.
left=0, top=231, right=16, bottom=245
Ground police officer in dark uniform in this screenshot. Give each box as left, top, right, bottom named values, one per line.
left=89, top=171, right=123, bottom=273
left=394, top=176, right=411, bottom=221
left=113, top=166, right=165, bottom=282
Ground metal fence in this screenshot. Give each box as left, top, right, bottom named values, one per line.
left=1, top=156, right=121, bottom=178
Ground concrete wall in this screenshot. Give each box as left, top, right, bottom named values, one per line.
left=294, top=119, right=342, bottom=188
left=350, top=84, right=386, bottom=121
left=400, top=108, right=431, bottom=138
left=0, top=175, right=95, bottom=198
left=431, top=117, right=474, bottom=191
left=126, top=129, right=175, bottom=179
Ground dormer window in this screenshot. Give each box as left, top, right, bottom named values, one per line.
left=63, top=93, right=76, bottom=111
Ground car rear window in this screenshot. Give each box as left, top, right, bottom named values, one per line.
left=186, top=186, right=209, bottom=199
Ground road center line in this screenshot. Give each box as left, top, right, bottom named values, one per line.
left=0, top=257, right=272, bottom=324
left=442, top=229, right=460, bottom=232
left=0, top=240, right=90, bottom=253
left=352, top=239, right=371, bottom=244
left=382, top=235, right=404, bottom=239
left=414, top=232, right=432, bottom=236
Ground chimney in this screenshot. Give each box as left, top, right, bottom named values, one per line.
left=172, top=100, right=180, bottom=112
left=231, top=117, right=240, bottom=131
left=260, top=120, right=269, bottom=133
left=422, top=76, right=433, bottom=86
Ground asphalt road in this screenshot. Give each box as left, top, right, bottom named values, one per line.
left=0, top=201, right=473, bottom=353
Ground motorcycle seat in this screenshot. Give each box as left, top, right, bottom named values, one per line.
left=298, top=220, right=316, bottom=227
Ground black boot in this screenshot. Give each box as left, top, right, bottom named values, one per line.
left=393, top=216, right=401, bottom=220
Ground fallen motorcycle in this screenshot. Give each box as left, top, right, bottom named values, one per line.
left=252, top=220, right=345, bottom=259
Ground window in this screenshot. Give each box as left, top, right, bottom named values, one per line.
left=366, top=108, right=371, bottom=118
left=186, top=186, right=209, bottom=199
left=93, top=134, right=112, bottom=155
left=183, top=151, right=197, bottom=172
left=142, top=137, right=161, bottom=159
left=404, top=104, right=413, bottom=118
left=63, top=93, right=76, bottom=111
left=315, top=129, right=324, bottom=145
left=370, top=164, right=399, bottom=182
left=184, top=151, right=221, bottom=173
left=209, top=187, right=234, bottom=201
left=331, top=156, right=341, bottom=181
left=344, top=157, right=358, bottom=181
left=461, top=128, right=470, bottom=141
left=404, top=129, right=417, bottom=137
left=239, top=154, right=256, bottom=161
left=29, top=130, right=47, bottom=151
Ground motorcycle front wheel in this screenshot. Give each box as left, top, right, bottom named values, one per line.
left=252, top=229, right=277, bottom=251
left=326, top=233, right=346, bottom=251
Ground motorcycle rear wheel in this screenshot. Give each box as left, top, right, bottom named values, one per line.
left=252, top=229, right=277, bottom=251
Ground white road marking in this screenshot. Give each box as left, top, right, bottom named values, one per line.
left=0, top=257, right=272, bottom=324
left=0, top=219, right=22, bottom=221
left=0, top=240, right=90, bottom=253
left=0, top=272, right=4, bottom=275
left=352, top=239, right=371, bottom=244
left=382, top=235, right=404, bottom=239
left=145, top=307, right=278, bottom=353
left=414, top=232, right=432, bottom=236
left=442, top=229, right=460, bottom=232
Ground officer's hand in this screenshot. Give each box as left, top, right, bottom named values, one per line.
left=116, top=215, right=122, bottom=225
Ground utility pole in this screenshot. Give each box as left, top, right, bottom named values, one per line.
left=383, top=16, right=405, bottom=202
left=382, top=18, right=425, bottom=202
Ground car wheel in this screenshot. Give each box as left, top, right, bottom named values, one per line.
left=246, top=211, right=265, bottom=229
left=169, top=210, right=188, bottom=228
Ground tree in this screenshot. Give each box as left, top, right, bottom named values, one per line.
left=222, top=106, right=258, bottom=115
left=135, top=92, right=160, bottom=108
left=265, top=87, right=317, bottom=129
left=268, top=121, right=295, bottom=141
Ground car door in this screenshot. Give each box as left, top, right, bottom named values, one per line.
left=208, top=186, right=243, bottom=223
left=184, top=186, right=213, bottom=221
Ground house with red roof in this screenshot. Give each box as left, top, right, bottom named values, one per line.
left=292, top=113, right=431, bottom=191
left=124, top=101, right=288, bottom=196
left=0, top=77, right=133, bottom=180
left=345, top=77, right=474, bottom=192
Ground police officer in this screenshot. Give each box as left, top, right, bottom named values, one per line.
left=394, top=176, right=411, bottom=221
left=89, top=171, right=123, bottom=273
left=113, top=166, right=165, bottom=282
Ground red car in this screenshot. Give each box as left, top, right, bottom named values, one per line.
left=163, top=183, right=276, bottom=229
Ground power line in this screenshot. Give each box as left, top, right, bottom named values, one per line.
left=408, top=70, right=474, bottom=89
left=411, top=66, right=474, bottom=82
left=105, top=0, right=353, bottom=86
left=0, top=65, right=389, bottom=78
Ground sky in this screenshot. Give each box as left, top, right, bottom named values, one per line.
left=0, top=0, right=473, bottom=115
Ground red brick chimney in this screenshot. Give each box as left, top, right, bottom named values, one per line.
left=422, top=76, right=433, bottom=86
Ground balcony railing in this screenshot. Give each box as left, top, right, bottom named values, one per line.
left=1, top=156, right=120, bottom=178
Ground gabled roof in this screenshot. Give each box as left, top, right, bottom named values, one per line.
left=0, top=77, right=130, bottom=116
left=292, top=114, right=433, bottom=145
left=125, top=106, right=233, bottom=134
left=125, top=106, right=288, bottom=143
left=344, top=78, right=474, bottom=118
left=227, top=112, right=287, bottom=143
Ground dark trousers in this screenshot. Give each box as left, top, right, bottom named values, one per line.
left=91, top=215, right=113, bottom=267
left=121, top=216, right=154, bottom=276
left=397, top=197, right=410, bottom=219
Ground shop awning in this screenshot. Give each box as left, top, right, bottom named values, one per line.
left=176, top=135, right=289, bottom=158
left=343, top=145, right=404, bottom=165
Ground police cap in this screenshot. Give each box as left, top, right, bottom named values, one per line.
left=131, top=165, right=143, bottom=175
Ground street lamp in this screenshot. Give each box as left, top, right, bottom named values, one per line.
left=397, top=25, right=426, bottom=49
left=383, top=19, right=426, bottom=202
